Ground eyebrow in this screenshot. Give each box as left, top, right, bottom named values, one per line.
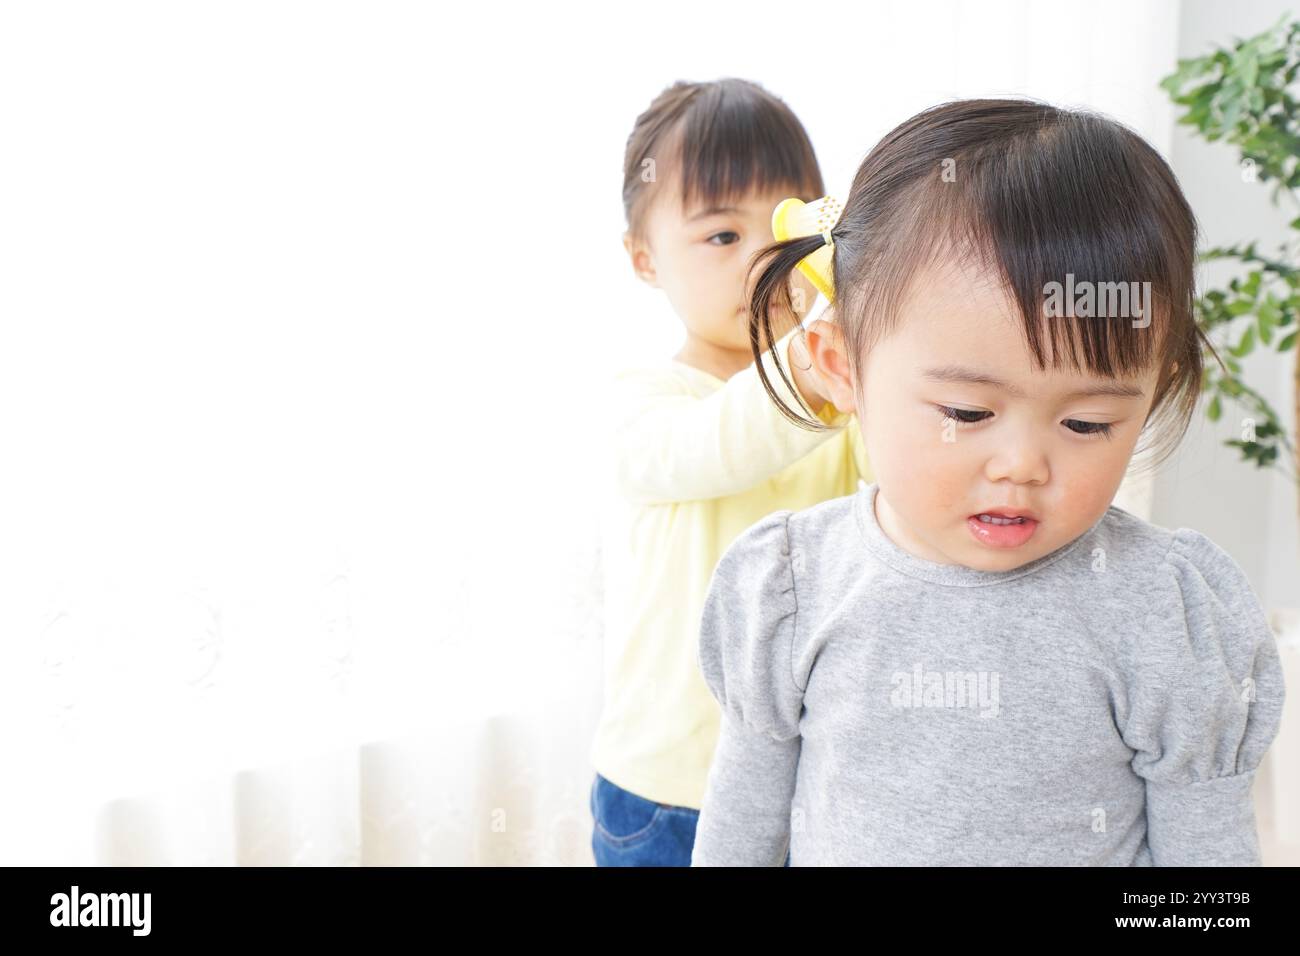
left=919, top=365, right=1146, bottom=400
left=686, top=205, right=738, bottom=222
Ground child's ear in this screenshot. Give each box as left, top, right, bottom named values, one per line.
left=805, top=316, right=857, bottom=414
left=622, top=231, right=660, bottom=289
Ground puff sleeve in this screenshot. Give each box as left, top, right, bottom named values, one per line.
left=1121, top=528, right=1287, bottom=866
left=690, top=510, right=805, bottom=866
left=610, top=325, right=852, bottom=505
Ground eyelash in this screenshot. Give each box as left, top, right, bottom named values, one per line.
left=935, top=404, right=1115, bottom=440
left=707, top=231, right=740, bottom=246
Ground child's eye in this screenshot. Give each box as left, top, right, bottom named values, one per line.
left=1064, top=419, right=1114, bottom=439
left=706, top=231, right=740, bottom=246
left=936, top=404, right=991, bottom=426
left=935, top=405, right=1115, bottom=439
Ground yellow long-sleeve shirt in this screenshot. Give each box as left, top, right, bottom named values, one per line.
left=590, top=325, right=872, bottom=809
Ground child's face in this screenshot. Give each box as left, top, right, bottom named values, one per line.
left=624, top=184, right=817, bottom=355
left=819, top=254, right=1163, bottom=572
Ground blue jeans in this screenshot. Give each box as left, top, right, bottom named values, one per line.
left=589, top=772, right=791, bottom=866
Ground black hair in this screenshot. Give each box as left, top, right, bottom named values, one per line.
left=622, top=78, right=824, bottom=240
left=748, top=98, right=1220, bottom=475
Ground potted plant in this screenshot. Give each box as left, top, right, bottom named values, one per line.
left=1160, top=12, right=1299, bottom=486
left=1160, top=11, right=1300, bottom=859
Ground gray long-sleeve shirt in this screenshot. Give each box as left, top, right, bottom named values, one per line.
left=690, top=480, right=1287, bottom=866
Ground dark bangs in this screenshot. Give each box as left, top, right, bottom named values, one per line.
left=952, top=111, right=1196, bottom=384
left=623, top=78, right=823, bottom=237
left=673, top=80, right=824, bottom=214
left=752, top=99, right=1211, bottom=472
left=845, top=107, right=1195, bottom=383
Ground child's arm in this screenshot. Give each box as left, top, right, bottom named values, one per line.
left=691, top=511, right=804, bottom=866
left=1122, top=529, right=1287, bottom=866
left=611, top=325, right=852, bottom=505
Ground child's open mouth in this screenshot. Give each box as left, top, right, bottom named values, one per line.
left=966, top=512, right=1039, bottom=549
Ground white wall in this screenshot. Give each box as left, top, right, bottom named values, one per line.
left=1156, top=0, right=1300, bottom=612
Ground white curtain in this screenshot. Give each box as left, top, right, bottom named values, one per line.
left=0, top=0, right=1188, bottom=865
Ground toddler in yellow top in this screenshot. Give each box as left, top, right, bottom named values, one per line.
left=587, top=78, right=872, bottom=866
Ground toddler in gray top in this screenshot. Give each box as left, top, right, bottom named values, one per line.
left=692, top=481, right=1285, bottom=865
left=690, top=98, right=1287, bottom=866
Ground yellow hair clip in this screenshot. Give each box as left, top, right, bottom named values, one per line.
left=771, top=195, right=843, bottom=303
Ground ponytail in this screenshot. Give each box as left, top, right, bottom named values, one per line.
left=747, top=234, right=832, bottom=431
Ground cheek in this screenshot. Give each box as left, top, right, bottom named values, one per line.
left=685, top=256, right=729, bottom=303
left=881, top=402, right=958, bottom=468
left=1054, top=472, right=1120, bottom=524
left=874, top=464, right=969, bottom=535
left=662, top=259, right=711, bottom=312
left=907, top=471, right=970, bottom=520
left=864, top=404, right=967, bottom=506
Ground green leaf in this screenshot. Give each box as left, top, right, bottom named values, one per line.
left=1278, top=330, right=1298, bottom=350
left=1207, top=394, right=1222, bottom=421
left=1258, top=300, right=1281, bottom=337
left=1240, top=52, right=1260, bottom=88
